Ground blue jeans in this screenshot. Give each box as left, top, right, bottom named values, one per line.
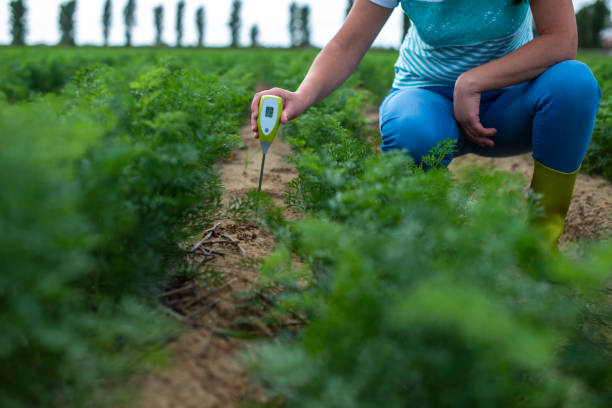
left=379, top=60, right=602, bottom=173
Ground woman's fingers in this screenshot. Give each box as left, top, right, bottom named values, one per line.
left=465, top=130, right=494, bottom=147
left=281, top=110, right=289, bottom=124
left=250, top=88, right=307, bottom=138
left=251, top=88, right=290, bottom=138
left=471, top=123, right=496, bottom=147
left=460, top=116, right=496, bottom=147
left=251, top=110, right=259, bottom=139
left=251, top=92, right=265, bottom=138
left=453, top=77, right=497, bottom=148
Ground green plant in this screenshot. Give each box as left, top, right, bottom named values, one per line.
left=226, top=190, right=287, bottom=236
left=123, top=0, right=136, bottom=47
left=244, top=151, right=250, bottom=170
left=58, top=0, right=76, bottom=46
left=0, top=100, right=175, bottom=408
left=102, top=0, right=111, bottom=46
left=249, top=154, right=612, bottom=408
left=576, top=0, right=611, bottom=49
left=246, top=82, right=612, bottom=408
left=572, top=55, right=612, bottom=182
left=176, top=1, right=185, bottom=47
left=196, top=6, right=205, bottom=47
left=0, top=58, right=249, bottom=407
left=228, top=0, right=242, bottom=47
left=154, top=5, right=164, bottom=47
left=9, top=0, right=27, bottom=46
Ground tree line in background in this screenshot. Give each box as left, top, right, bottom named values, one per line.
left=7, top=0, right=612, bottom=48
left=8, top=0, right=228, bottom=48
left=576, top=0, right=611, bottom=48
left=289, top=2, right=311, bottom=48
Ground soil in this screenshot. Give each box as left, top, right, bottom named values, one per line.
left=135, top=123, right=298, bottom=408
left=136, top=114, right=611, bottom=408
left=220, top=117, right=300, bottom=218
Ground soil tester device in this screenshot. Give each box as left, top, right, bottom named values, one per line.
left=257, top=95, right=283, bottom=193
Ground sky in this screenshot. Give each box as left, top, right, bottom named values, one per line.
left=0, top=0, right=600, bottom=48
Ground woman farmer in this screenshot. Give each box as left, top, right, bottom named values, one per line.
left=250, top=0, right=601, bottom=246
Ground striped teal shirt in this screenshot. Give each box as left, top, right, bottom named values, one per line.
left=370, top=0, right=534, bottom=88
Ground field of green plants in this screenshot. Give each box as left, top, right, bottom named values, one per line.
left=0, top=47, right=611, bottom=408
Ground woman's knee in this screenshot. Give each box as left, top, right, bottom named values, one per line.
left=529, top=60, right=601, bottom=172
left=534, top=60, right=602, bottom=108
left=380, top=114, right=453, bottom=165
left=379, top=87, right=458, bottom=165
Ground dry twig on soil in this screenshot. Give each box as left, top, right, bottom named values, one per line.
left=183, top=299, right=221, bottom=322
left=184, top=277, right=238, bottom=309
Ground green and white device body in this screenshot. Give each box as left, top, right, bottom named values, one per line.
left=256, top=95, right=283, bottom=193
left=257, top=95, right=282, bottom=155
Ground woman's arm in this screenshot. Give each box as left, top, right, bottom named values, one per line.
left=251, top=0, right=393, bottom=138
left=454, top=0, right=577, bottom=147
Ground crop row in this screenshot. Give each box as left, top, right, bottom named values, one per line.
left=249, top=87, right=612, bottom=407
left=0, top=58, right=249, bottom=407
left=1, top=48, right=609, bottom=180
left=580, top=55, right=612, bottom=182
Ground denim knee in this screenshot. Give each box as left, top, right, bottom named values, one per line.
left=533, top=60, right=601, bottom=112
left=381, top=114, right=452, bottom=166
left=529, top=60, right=602, bottom=172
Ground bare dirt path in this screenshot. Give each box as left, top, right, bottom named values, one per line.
left=221, top=119, right=296, bottom=209
left=135, top=123, right=297, bottom=408
left=449, top=153, right=612, bottom=244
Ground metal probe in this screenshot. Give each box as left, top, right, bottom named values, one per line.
left=256, top=95, right=283, bottom=195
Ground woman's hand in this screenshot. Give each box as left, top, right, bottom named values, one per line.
left=250, top=88, right=309, bottom=139
left=453, top=74, right=496, bottom=148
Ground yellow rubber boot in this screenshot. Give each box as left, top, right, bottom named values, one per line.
left=530, top=159, right=579, bottom=248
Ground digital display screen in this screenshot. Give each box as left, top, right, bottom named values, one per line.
left=265, top=106, right=274, bottom=118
